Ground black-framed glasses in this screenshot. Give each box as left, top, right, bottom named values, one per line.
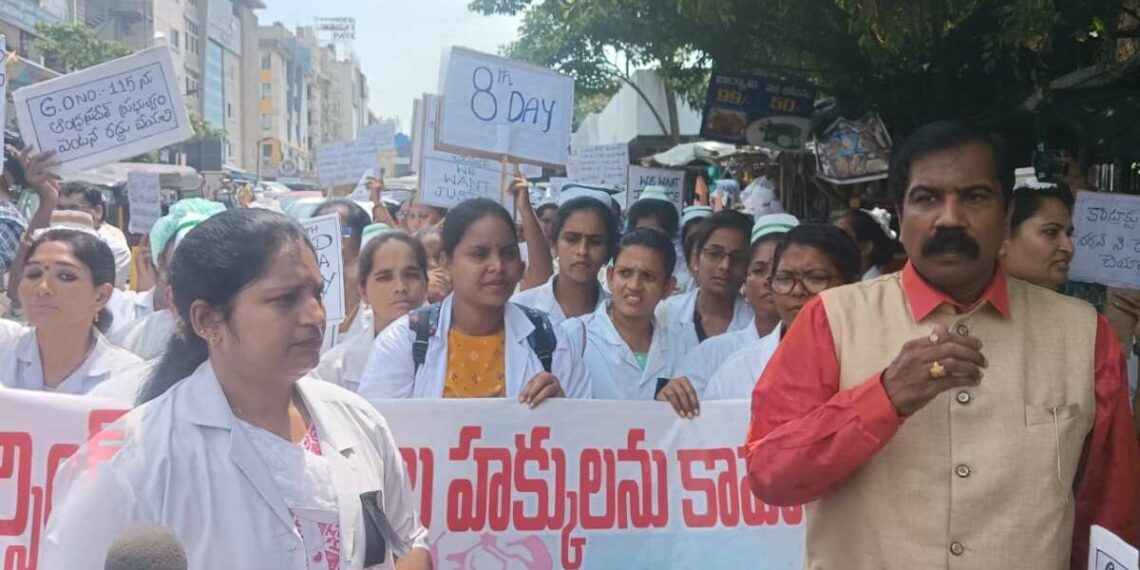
left=769, top=272, right=840, bottom=295
left=700, top=247, right=749, bottom=268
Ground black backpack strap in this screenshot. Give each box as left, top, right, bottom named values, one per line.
left=408, top=305, right=442, bottom=376
left=515, top=304, right=557, bottom=373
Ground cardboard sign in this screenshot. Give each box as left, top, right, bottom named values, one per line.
left=350, top=168, right=374, bottom=201
left=518, top=162, right=543, bottom=179
left=700, top=70, right=815, bottom=152
left=567, top=143, right=629, bottom=187
left=627, top=166, right=685, bottom=213
left=301, top=213, right=345, bottom=323
left=418, top=94, right=507, bottom=209
left=13, top=47, right=193, bottom=173
left=437, top=47, right=574, bottom=168
left=315, top=140, right=379, bottom=188
left=358, top=121, right=396, bottom=151
left=126, top=172, right=161, bottom=234
left=1070, top=191, right=1140, bottom=289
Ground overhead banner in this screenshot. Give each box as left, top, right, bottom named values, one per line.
left=13, top=46, right=193, bottom=173
left=1, top=394, right=805, bottom=570
left=437, top=47, right=574, bottom=168
left=1070, top=191, right=1140, bottom=289
left=699, top=70, right=815, bottom=152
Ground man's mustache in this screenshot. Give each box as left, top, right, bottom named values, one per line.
left=921, top=228, right=980, bottom=259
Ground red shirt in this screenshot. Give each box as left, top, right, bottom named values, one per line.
left=746, top=263, right=1140, bottom=568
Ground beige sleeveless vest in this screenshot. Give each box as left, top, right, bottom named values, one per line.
left=809, top=272, right=1097, bottom=570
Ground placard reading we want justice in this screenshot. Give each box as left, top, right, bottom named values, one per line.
left=416, top=93, right=514, bottom=211
left=13, top=47, right=193, bottom=173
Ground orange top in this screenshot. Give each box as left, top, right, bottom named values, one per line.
left=443, top=328, right=507, bottom=398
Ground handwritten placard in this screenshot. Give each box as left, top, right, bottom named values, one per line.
left=628, top=166, right=685, bottom=213
left=0, top=36, right=8, bottom=138
left=437, top=47, right=574, bottom=168
left=567, top=143, right=630, bottom=187
left=126, top=172, right=161, bottom=234
left=419, top=94, right=506, bottom=209
left=316, top=140, right=379, bottom=188
left=1088, top=525, right=1138, bottom=570
left=359, top=121, right=396, bottom=151
left=12, top=46, right=192, bottom=173
left=1070, top=191, right=1140, bottom=289
left=301, top=213, right=345, bottom=323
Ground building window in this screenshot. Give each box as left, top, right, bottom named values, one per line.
left=261, top=114, right=273, bottom=129
left=185, top=20, right=201, bottom=55
left=260, top=83, right=271, bottom=98
left=185, top=71, right=200, bottom=98
left=262, top=144, right=272, bottom=158
left=170, top=29, right=180, bottom=50
left=261, top=53, right=271, bottom=70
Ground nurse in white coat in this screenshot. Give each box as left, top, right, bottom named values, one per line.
left=703, top=223, right=863, bottom=401
left=317, top=225, right=429, bottom=392
left=562, top=228, right=679, bottom=401
left=656, top=211, right=755, bottom=359
left=0, top=228, right=141, bottom=394
left=512, top=186, right=619, bottom=326
left=673, top=214, right=798, bottom=396
left=675, top=205, right=713, bottom=296
left=359, top=198, right=589, bottom=403
left=43, top=208, right=431, bottom=570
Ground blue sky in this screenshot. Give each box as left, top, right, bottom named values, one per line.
left=257, top=0, right=523, bottom=132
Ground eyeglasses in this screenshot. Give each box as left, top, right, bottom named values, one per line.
left=769, top=272, right=840, bottom=295
left=700, top=247, right=749, bottom=268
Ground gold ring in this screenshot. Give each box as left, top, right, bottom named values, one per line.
left=930, top=361, right=947, bottom=379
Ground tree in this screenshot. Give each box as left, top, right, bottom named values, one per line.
left=470, top=0, right=1127, bottom=135
left=32, top=22, right=132, bottom=74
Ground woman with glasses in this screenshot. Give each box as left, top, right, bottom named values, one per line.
left=703, top=224, right=861, bottom=401
left=656, top=211, right=755, bottom=360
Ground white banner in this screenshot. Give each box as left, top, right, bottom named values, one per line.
left=126, top=172, right=161, bottom=234
left=301, top=213, right=346, bottom=323
left=1070, top=191, right=1140, bottom=289
left=437, top=47, right=574, bottom=168
left=1, top=395, right=805, bottom=570
left=567, top=143, right=630, bottom=188
left=13, top=47, right=193, bottom=173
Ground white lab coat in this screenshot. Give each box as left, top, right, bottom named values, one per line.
left=42, top=361, right=428, bottom=570
left=104, top=287, right=156, bottom=336
left=98, top=223, right=133, bottom=290
left=86, top=357, right=159, bottom=405
left=561, top=303, right=679, bottom=400
left=861, top=265, right=884, bottom=281
left=315, top=327, right=375, bottom=393
left=320, top=303, right=373, bottom=355
left=110, top=308, right=176, bottom=360
left=672, top=241, right=695, bottom=296
left=0, top=318, right=23, bottom=345
left=704, top=326, right=781, bottom=401
left=357, top=295, right=591, bottom=400
left=676, top=320, right=762, bottom=395
left=511, top=274, right=609, bottom=326
left=655, top=288, right=754, bottom=360
left=0, top=327, right=142, bottom=394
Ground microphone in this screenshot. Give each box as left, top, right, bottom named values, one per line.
left=104, top=526, right=188, bottom=570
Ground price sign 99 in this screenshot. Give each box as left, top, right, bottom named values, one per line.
left=716, top=89, right=744, bottom=106
left=769, top=96, right=799, bottom=114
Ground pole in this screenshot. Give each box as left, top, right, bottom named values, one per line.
left=500, top=155, right=514, bottom=220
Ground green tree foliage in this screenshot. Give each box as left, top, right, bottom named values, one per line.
left=32, top=22, right=132, bottom=73
left=471, top=0, right=1127, bottom=133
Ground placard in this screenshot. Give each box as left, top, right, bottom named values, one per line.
left=350, top=168, right=374, bottom=201
left=518, top=162, right=543, bottom=179
left=12, top=46, right=193, bottom=173
left=301, top=213, right=345, bottom=323
left=699, top=70, right=815, bottom=152
left=627, top=166, right=685, bottom=213
left=126, top=172, right=161, bottom=234
left=315, top=140, right=379, bottom=188
left=437, top=47, right=574, bottom=168
left=1089, top=525, right=1138, bottom=570
left=567, top=143, right=629, bottom=187
left=410, top=97, right=424, bottom=173
left=358, top=121, right=396, bottom=151
left=1070, top=191, right=1140, bottom=289
left=0, top=36, right=7, bottom=136
left=418, top=94, right=506, bottom=209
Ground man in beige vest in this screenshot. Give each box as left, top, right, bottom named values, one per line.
left=746, top=122, right=1139, bottom=570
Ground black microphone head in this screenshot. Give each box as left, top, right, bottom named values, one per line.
left=104, top=526, right=188, bottom=570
